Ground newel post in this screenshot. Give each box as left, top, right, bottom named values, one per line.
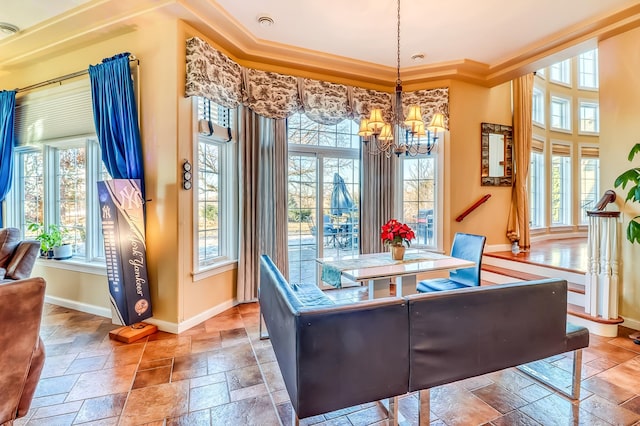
left=585, top=191, right=620, bottom=320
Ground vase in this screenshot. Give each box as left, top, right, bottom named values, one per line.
left=390, top=244, right=406, bottom=261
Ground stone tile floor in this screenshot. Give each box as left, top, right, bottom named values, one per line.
left=16, top=286, right=640, bottom=425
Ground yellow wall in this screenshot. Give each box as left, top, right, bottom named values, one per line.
left=447, top=80, right=513, bottom=249
left=1, top=12, right=237, bottom=330
left=1, top=11, right=519, bottom=330
left=599, top=28, right=640, bottom=326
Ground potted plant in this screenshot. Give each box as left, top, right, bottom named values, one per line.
left=614, top=143, right=640, bottom=244
left=27, top=223, right=72, bottom=259
left=381, top=219, right=415, bottom=260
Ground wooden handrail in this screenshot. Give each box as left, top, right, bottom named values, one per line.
left=587, top=190, right=620, bottom=218
left=456, top=194, right=491, bottom=222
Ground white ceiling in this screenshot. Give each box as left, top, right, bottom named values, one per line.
left=215, top=0, right=639, bottom=68
left=1, top=0, right=640, bottom=85
left=0, top=0, right=92, bottom=40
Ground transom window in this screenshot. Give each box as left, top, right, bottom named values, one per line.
left=578, top=49, right=599, bottom=89
left=550, top=59, right=571, bottom=85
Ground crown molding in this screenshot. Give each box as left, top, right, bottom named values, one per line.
left=2, top=0, right=640, bottom=89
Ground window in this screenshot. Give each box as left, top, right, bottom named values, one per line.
left=551, top=143, right=572, bottom=226
left=400, top=155, right=438, bottom=248
left=536, top=68, right=546, bottom=78
left=578, top=49, right=599, bottom=89
left=10, top=139, right=105, bottom=261
left=195, top=97, right=235, bottom=270
left=287, top=113, right=361, bottom=285
left=529, top=141, right=545, bottom=228
left=532, top=87, right=545, bottom=126
left=579, top=101, right=599, bottom=134
left=550, top=96, right=571, bottom=131
left=580, top=146, right=600, bottom=224
left=8, top=79, right=106, bottom=262
left=550, top=59, right=571, bottom=85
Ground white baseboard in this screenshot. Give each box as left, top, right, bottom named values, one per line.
left=484, top=244, right=511, bottom=253
left=173, top=299, right=238, bottom=334
left=143, top=318, right=179, bottom=334
left=485, top=232, right=588, bottom=253
left=45, top=295, right=240, bottom=334
left=621, top=316, right=640, bottom=331
left=45, top=295, right=112, bottom=319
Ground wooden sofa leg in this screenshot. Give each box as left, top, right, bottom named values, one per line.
left=517, top=349, right=583, bottom=400
left=418, top=389, right=430, bottom=425
left=387, top=396, right=399, bottom=425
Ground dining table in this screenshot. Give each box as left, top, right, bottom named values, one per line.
left=316, top=249, right=475, bottom=299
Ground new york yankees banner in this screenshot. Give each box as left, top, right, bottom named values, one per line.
left=98, top=179, right=152, bottom=325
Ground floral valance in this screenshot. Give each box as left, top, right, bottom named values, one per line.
left=186, top=37, right=448, bottom=126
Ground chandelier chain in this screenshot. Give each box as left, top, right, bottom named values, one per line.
left=396, top=0, right=401, bottom=87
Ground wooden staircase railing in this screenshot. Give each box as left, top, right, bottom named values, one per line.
left=456, top=194, right=491, bottom=222
left=585, top=190, right=621, bottom=321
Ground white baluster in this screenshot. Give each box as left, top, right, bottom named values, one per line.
left=600, top=218, right=611, bottom=319
left=609, top=217, right=620, bottom=319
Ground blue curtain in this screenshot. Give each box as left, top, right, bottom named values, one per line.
left=88, top=53, right=144, bottom=193
left=0, top=91, right=17, bottom=228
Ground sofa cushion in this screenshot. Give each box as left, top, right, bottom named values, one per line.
left=6, top=242, right=40, bottom=280
left=0, top=228, right=21, bottom=269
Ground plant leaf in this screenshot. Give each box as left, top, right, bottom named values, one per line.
left=627, top=217, right=640, bottom=244
left=614, top=169, right=640, bottom=189
left=629, top=143, right=640, bottom=161
left=627, top=187, right=639, bottom=203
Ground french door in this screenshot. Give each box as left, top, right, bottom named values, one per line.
left=287, top=153, right=359, bottom=285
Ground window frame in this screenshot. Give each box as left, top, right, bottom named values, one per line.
left=579, top=143, right=600, bottom=224
left=550, top=95, right=572, bottom=133
left=578, top=100, right=599, bottom=135
left=191, top=98, right=238, bottom=277
left=395, top=134, right=445, bottom=252
left=529, top=145, right=545, bottom=229
left=578, top=49, right=599, bottom=90
left=550, top=142, right=573, bottom=227
left=7, top=137, right=106, bottom=265
left=532, top=86, right=545, bottom=127
left=549, top=59, right=572, bottom=86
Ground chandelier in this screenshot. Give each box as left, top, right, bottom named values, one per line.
left=358, top=0, right=447, bottom=157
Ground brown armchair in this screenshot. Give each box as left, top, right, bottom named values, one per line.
left=0, top=228, right=40, bottom=283
left=0, top=277, right=46, bottom=424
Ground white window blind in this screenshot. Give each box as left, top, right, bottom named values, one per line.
left=14, top=79, right=95, bottom=145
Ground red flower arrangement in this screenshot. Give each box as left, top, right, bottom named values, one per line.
left=381, top=219, right=416, bottom=248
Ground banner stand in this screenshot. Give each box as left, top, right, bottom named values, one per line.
left=98, top=179, right=155, bottom=343
left=109, top=322, right=158, bottom=344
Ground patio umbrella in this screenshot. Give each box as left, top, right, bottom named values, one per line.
left=330, top=173, right=355, bottom=216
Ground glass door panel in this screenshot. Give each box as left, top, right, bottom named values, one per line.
left=287, top=154, right=359, bottom=285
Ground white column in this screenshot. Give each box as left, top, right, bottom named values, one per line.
left=585, top=213, right=620, bottom=320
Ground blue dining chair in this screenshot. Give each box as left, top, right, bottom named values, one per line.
left=417, top=232, right=486, bottom=293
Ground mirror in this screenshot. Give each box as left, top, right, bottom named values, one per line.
left=481, top=122, right=513, bottom=186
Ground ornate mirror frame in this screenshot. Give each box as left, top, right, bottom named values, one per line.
left=481, top=122, right=513, bottom=186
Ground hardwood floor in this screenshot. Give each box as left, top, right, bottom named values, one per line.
left=485, top=237, right=588, bottom=273
left=20, top=288, right=640, bottom=425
